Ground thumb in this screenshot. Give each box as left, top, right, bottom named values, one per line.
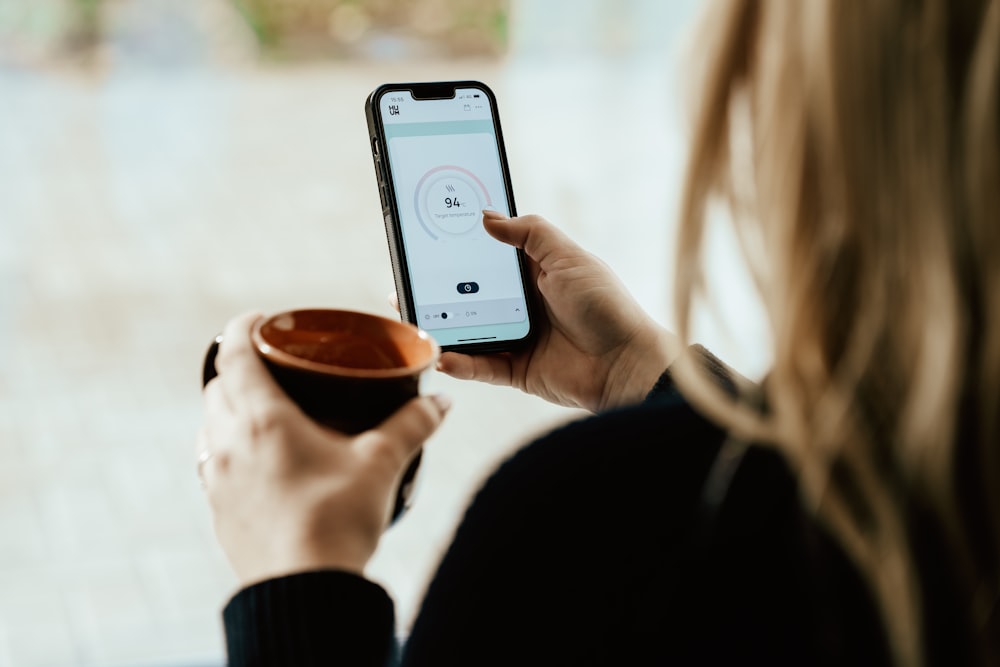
left=482, top=212, right=581, bottom=273
left=355, top=394, right=451, bottom=471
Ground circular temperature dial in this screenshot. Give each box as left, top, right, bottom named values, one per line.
left=413, top=165, right=493, bottom=239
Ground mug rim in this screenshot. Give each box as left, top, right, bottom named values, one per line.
left=250, top=308, right=440, bottom=379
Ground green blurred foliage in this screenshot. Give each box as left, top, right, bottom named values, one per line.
left=0, top=0, right=105, bottom=65
left=0, top=0, right=509, bottom=65
left=231, top=0, right=510, bottom=59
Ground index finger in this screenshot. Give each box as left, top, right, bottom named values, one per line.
left=215, top=311, right=293, bottom=414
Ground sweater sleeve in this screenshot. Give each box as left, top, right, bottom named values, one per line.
left=645, top=344, right=740, bottom=403
left=222, top=570, right=397, bottom=667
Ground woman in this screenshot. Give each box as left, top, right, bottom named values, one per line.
left=198, top=1, right=1000, bottom=664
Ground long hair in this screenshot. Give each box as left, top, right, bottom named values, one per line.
left=673, top=1, right=1000, bottom=664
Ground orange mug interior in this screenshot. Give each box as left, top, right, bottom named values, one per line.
left=251, top=309, right=439, bottom=378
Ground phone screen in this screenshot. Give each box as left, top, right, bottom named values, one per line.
left=375, top=85, right=530, bottom=349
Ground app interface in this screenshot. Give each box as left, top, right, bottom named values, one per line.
left=380, top=88, right=529, bottom=346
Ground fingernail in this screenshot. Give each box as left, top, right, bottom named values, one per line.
left=431, top=393, right=452, bottom=413
left=483, top=209, right=507, bottom=219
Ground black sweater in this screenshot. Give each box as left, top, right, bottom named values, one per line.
left=222, top=361, right=893, bottom=666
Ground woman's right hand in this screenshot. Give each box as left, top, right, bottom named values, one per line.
left=431, top=211, right=679, bottom=412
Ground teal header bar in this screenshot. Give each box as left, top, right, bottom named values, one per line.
left=383, top=119, right=495, bottom=140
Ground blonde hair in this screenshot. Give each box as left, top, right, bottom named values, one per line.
left=674, top=1, right=1000, bottom=665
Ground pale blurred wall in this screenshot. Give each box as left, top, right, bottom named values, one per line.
left=510, top=0, right=697, bottom=60
left=504, top=0, right=771, bottom=379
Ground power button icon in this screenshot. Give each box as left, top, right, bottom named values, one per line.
left=457, top=282, right=480, bottom=294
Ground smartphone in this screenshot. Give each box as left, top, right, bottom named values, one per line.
left=365, top=81, right=534, bottom=353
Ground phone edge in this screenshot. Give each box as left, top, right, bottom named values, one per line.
left=365, top=81, right=536, bottom=355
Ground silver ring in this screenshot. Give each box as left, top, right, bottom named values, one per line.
left=197, top=449, right=214, bottom=486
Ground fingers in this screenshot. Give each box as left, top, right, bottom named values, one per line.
left=388, top=291, right=400, bottom=314
left=203, top=377, right=233, bottom=420
left=482, top=211, right=580, bottom=273
left=355, top=394, right=451, bottom=470
left=437, top=351, right=514, bottom=387
left=215, top=312, right=294, bottom=416
left=200, top=377, right=236, bottom=457
left=195, top=427, right=221, bottom=490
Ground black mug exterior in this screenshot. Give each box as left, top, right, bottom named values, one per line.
left=202, top=336, right=422, bottom=522
left=202, top=335, right=224, bottom=389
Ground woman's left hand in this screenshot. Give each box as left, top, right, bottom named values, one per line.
left=197, top=312, right=450, bottom=586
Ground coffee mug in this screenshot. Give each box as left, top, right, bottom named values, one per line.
left=202, top=308, right=440, bottom=521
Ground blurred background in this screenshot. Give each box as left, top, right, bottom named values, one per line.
left=0, top=0, right=769, bottom=665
